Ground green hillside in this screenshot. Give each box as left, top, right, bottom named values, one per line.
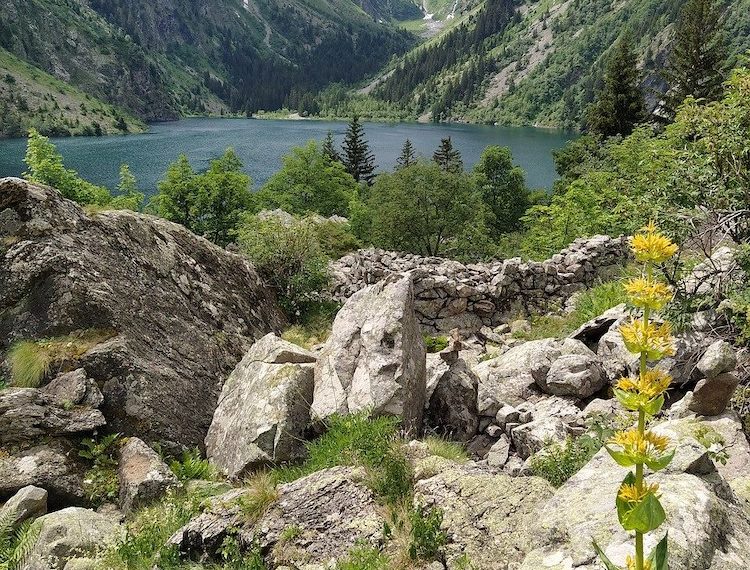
left=0, top=48, right=145, bottom=138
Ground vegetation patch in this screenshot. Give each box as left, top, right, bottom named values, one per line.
left=79, top=433, right=122, bottom=507
left=7, top=328, right=115, bottom=388
left=237, top=473, right=280, bottom=525
left=423, top=335, right=449, bottom=353
left=424, top=436, right=468, bottom=463
left=0, top=513, right=41, bottom=570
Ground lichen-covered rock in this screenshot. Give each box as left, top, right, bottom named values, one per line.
left=414, top=465, right=554, bottom=569
left=0, top=177, right=285, bottom=448
left=519, top=416, right=750, bottom=570
left=0, top=485, right=47, bottom=530
left=118, top=437, right=180, bottom=514
left=424, top=354, right=478, bottom=441
left=510, top=417, right=568, bottom=459
left=0, top=382, right=105, bottom=445
left=21, top=507, right=122, bottom=570
left=690, top=373, right=740, bottom=416
left=171, top=467, right=385, bottom=569
left=206, top=334, right=316, bottom=478
left=696, top=340, right=737, bottom=379
left=312, top=273, right=426, bottom=434
left=0, top=443, right=86, bottom=507
left=538, top=352, right=606, bottom=398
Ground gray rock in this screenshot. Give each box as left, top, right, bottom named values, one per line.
left=0, top=386, right=105, bottom=445
left=690, top=373, right=740, bottom=416
left=22, top=507, right=122, bottom=570
left=583, top=398, right=622, bottom=420
left=414, top=465, right=554, bottom=569
left=43, top=369, right=103, bottom=409
left=511, top=418, right=568, bottom=460
left=531, top=395, right=583, bottom=427
left=118, top=437, right=180, bottom=514
left=0, top=177, right=285, bottom=449
left=0, top=443, right=86, bottom=506
left=570, top=304, right=630, bottom=347
left=696, top=340, right=737, bottom=379
left=486, top=435, right=511, bottom=468
left=495, top=404, right=520, bottom=429
left=0, top=486, right=47, bottom=530
left=206, top=334, right=316, bottom=478
left=311, top=273, right=426, bottom=435
left=539, top=352, right=606, bottom=398
left=424, top=355, right=479, bottom=441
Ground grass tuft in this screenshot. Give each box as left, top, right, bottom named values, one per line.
left=238, top=472, right=280, bottom=524
left=424, top=436, right=468, bottom=463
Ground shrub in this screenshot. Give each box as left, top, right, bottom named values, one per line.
left=423, top=335, right=449, bottom=353
left=237, top=214, right=330, bottom=319
left=529, top=434, right=602, bottom=488
left=407, top=506, right=446, bottom=562
left=169, top=448, right=218, bottom=482
left=336, top=545, right=389, bottom=570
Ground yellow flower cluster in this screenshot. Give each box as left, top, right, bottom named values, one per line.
left=616, top=370, right=672, bottom=401
left=609, top=429, right=671, bottom=464
left=618, top=482, right=661, bottom=504
left=626, top=556, right=653, bottom=570
left=624, top=277, right=673, bottom=311
left=630, top=222, right=679, bottom=264
left=620, top=320, right=676, bottom=361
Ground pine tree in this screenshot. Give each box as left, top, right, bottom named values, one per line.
left=322, top=131, right=340, bottom=163
left=342, top=116, right=376, bottom=184
left=586, top=34, right=645, bottom=138
left=433, top=137, right=464, bottom=173
left=660, top=0, right=726, bottom=119
left=396, top=139, right=417, bottom=169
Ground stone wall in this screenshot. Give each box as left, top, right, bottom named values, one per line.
left=330, top=235, right=629, bottom=333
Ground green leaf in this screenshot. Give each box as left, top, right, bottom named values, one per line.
left=605, top=445, right=637, bottom=467
left=643, top=395, right=665, bottom=417
left=622, top=492, right=666, bottom=533
left=613, top=388, right=641, bottom=412
left=648, top=533, right=669, bottom=570
left=645, top=448, right=675, bottom=472
left=592, top=540, right=622, bottom=570
left=616, top=472, right=637, bottom=526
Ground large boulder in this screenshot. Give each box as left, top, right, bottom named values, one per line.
left=538, top=351, right=606, bottom=398
left=311, top=273, right=426, bottom=434
left=170, top=466, right=385, bottom=568
left=424, top=353, right=479, bottom=441
left=690, top=372, right=740, bottom=416
left=414, top=464, right=554, bottom=569
left=118, top=437, right=180, bottom=514
left=0, top=177, right=285, bottom=448
left=0, top=442, right=86, bottom=507
left=205, top=334, right=317, bottom=478
left=519, top=416, right=750, bottom=570
left=696, top=340, right=738, bottom=379
left=0, top=485, right=47, bottom=530
left=21, top=507, right=122, bottom=570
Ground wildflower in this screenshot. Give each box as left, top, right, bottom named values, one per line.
left=630, top=222, right=678, bottom=264
left=619, top=482, right=661, bottom=504
left=616, top=370, right=672, bottom=401
left=626, top=555, right=653, bottom=570
left=609, top=429, right=671, bottom=463
left=624, top=277, right=673, bottom=311
left=620, top=319, right=675, bottom=360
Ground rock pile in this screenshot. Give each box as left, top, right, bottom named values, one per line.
left=330, top=235, right=629, bottom=332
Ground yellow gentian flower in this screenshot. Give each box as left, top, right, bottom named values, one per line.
left=609, top=429, right=671, bottom=463
left=630, top=222, right=678, bottom=264
left=624, top=277, right=673, bottom=311
left=620, top=319, right=675, bottom=360
left=627, top=555, right=653, bottom=570
left=616, top=370, right=672, bottom=400
left=618, top=482, right=661, bottom=504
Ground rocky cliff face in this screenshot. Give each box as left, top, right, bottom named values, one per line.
left=0, top=177, right=285, bottom=448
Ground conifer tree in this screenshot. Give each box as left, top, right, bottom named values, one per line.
left=396, top=139, right=417, bottom=169
left=342, top=116, right=376, bottom=184
left=660, top=0, right=726, bottom=119
left=322, top=131, right=340, bottom=163
left=586, top=34, right=645, bottom=138
left=433, top=137, right=464, bottom=173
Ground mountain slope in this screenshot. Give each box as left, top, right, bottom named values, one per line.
left=0, top=0, right=415, bottom=123
left=366, top=0, right=750, bottom=127
left=0, top=48, right=145, bottom=138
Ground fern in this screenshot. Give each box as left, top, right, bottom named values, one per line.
left=169, top=448, right=217, bottom=482
left=0, top=516, right=41, bottom=570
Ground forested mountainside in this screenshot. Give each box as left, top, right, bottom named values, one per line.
left=331, top=0, right=750, bottom=127
left=0, top=0, right=414, bottom=129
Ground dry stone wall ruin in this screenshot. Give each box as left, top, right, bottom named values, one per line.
left=330, top=235, right=630, bottom=333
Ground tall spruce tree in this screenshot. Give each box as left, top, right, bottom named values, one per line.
left=322, top=131, right=340, bottom=163
left=660, top=0, right=726, bottom=119
left=342, top=116, right=376, bottom=184
left=396, top=139, right=417, bottom=169
left=586, top=34, right=645, bottom=138
left=433, top=137, right=464, bottom=173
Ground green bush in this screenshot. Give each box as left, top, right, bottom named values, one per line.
left=423, top=335, right=449, bottom=353
left=169, top=448, right=218, bottom=482
left=335, top=545, right=389, bottom=570
left=79, top=433, right=121, bottom=506
left=408, top=506, right=447, bottom=562
left=237, top=214, right=331, bottom=319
